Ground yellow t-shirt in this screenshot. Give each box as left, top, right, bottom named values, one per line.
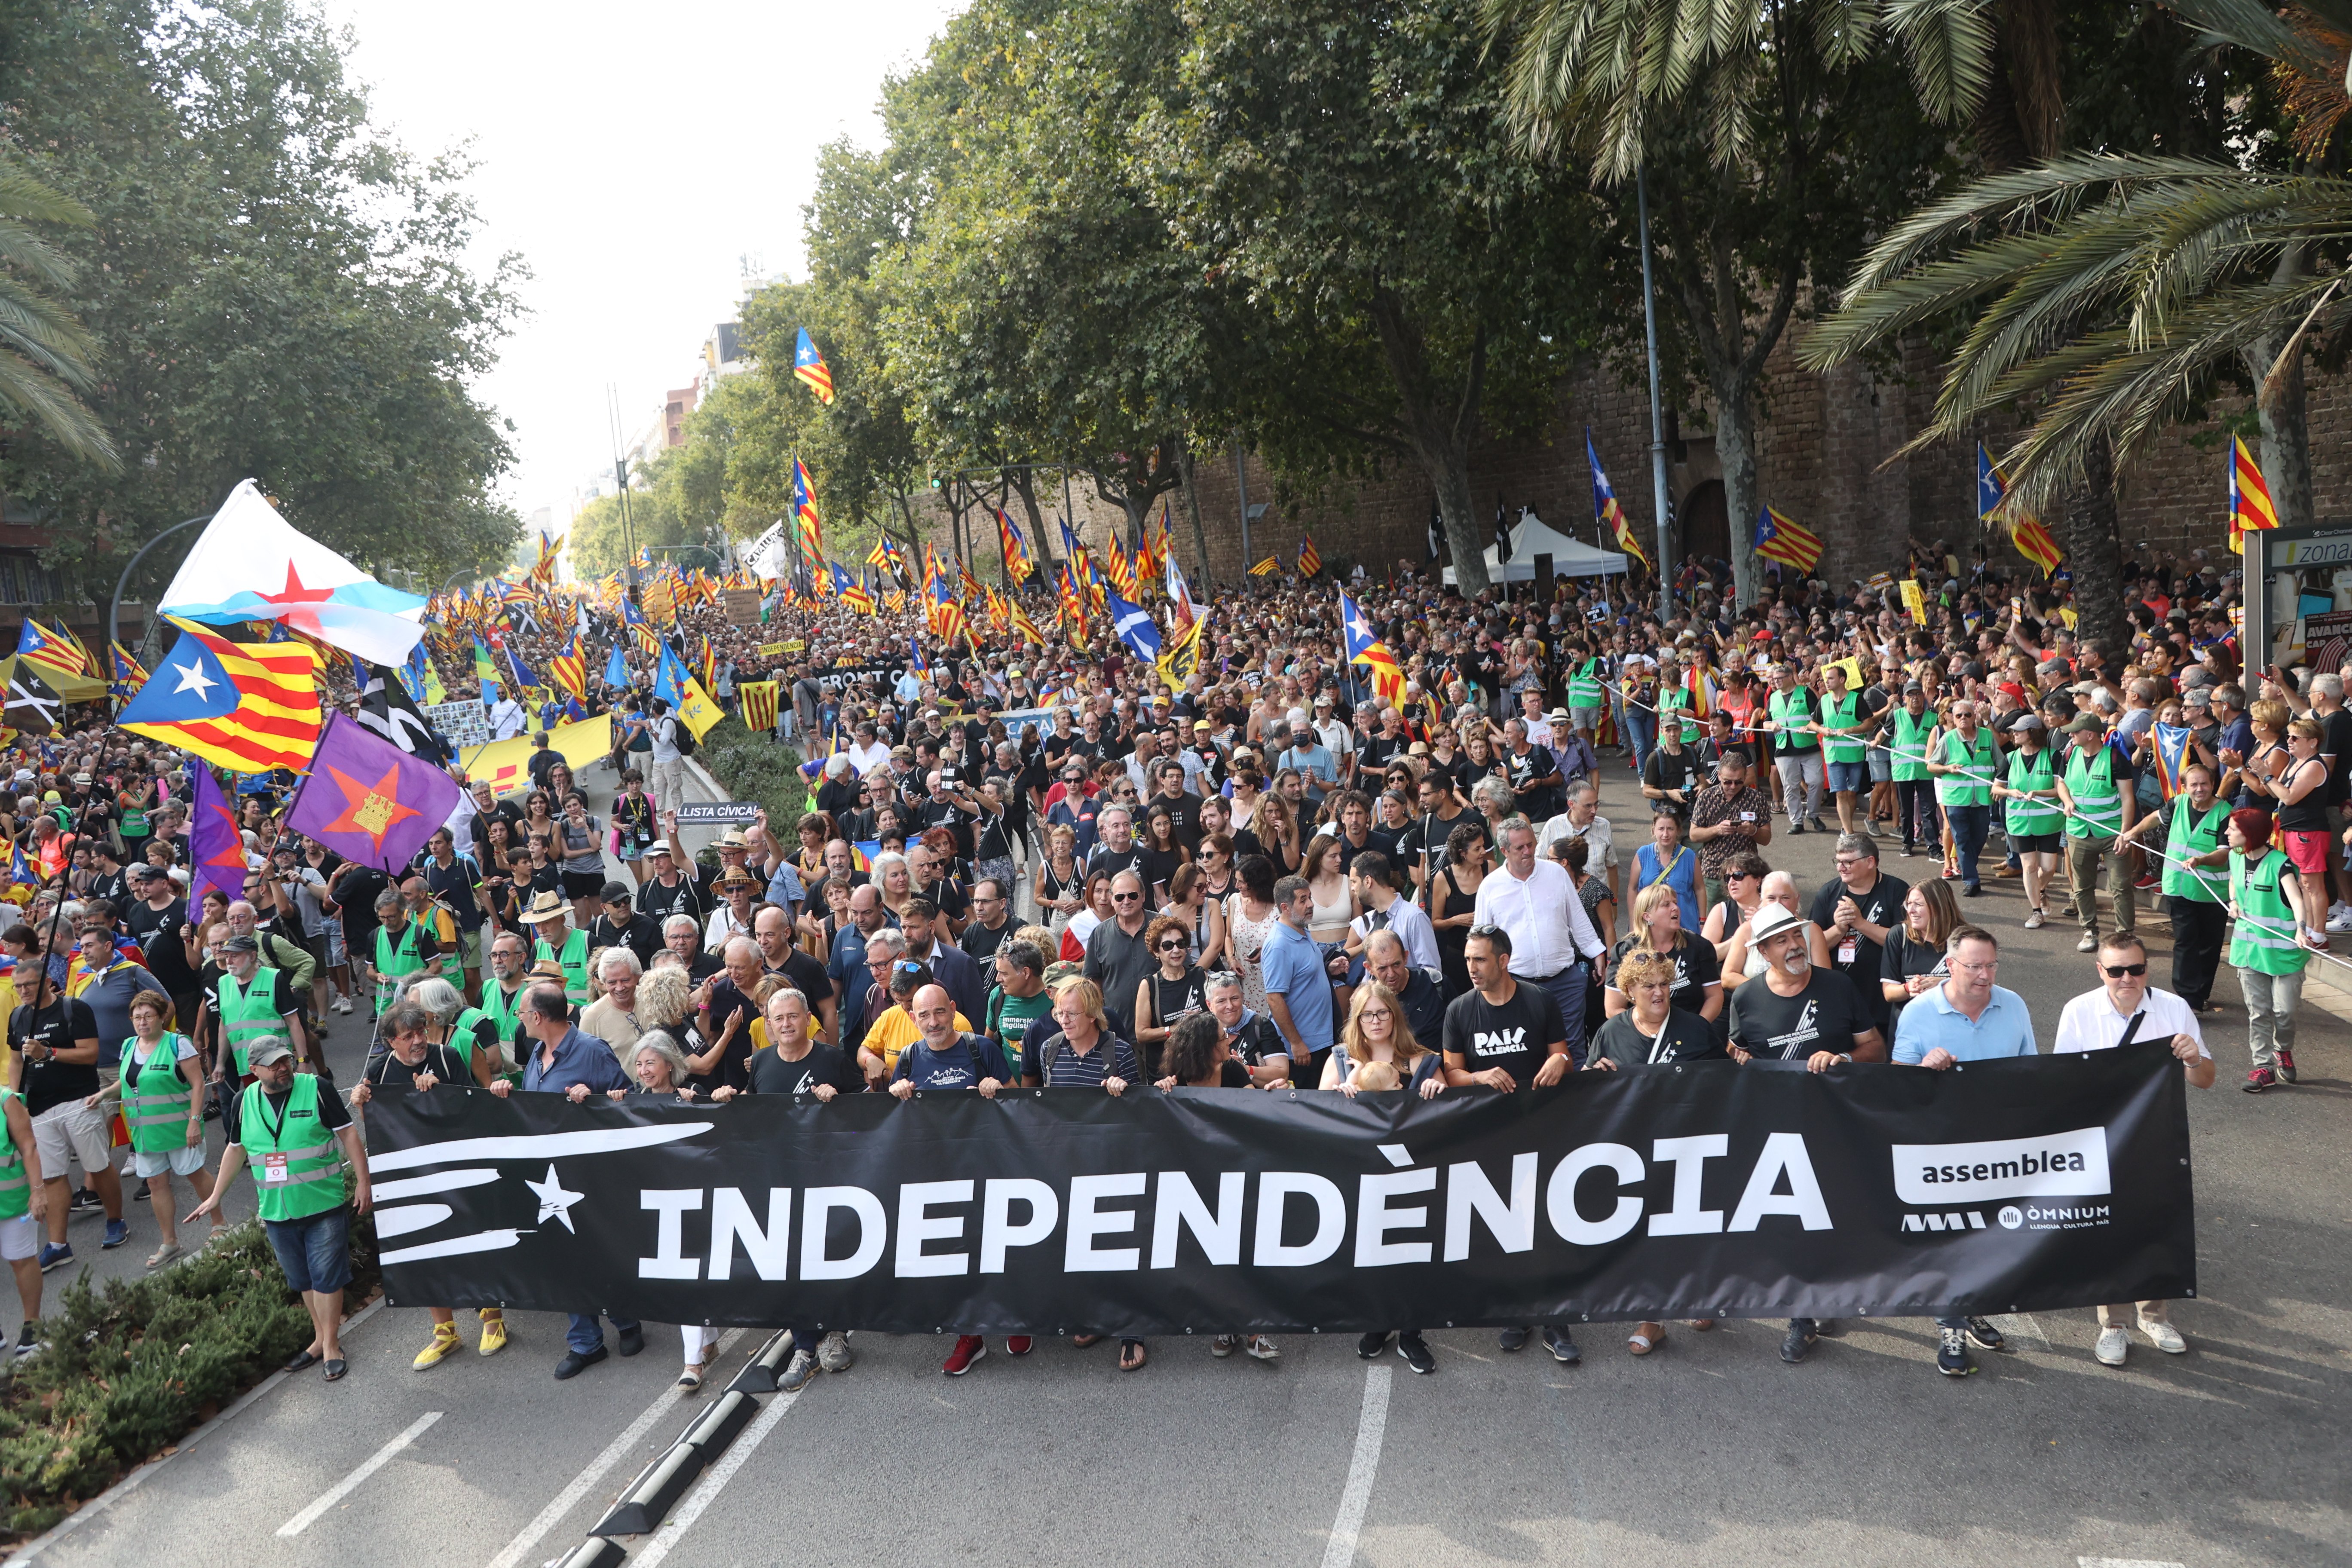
left=863, top=1004, right=974, bottom=1072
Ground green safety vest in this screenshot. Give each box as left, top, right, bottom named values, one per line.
left=1768, top=688, right=1816, bottom=753
left=1935, top=729, right=1997, bottom=808
left=374, top=919, right=429, bottom=1014
left=0, top=1088, right=27, bottom=1222
left=122, top=1033, right=198, bottom=1155
left=535, top=928, right=591, bottom=1007
left=1656, top=686, right=1699, bottom=743
left=2162, top=797, right=2230, bottom=905
left=218, top=968, right=287, bottom=1078
left=1890, top=708, right=1935, bottom=783
left=237, top=1072, right=345, bottom=1223
left=1566, top=658, right=1604, bottom=709
left=445, top=1005, right=491, bottom=1067
left=120, top=802, right=149, bottom=837
left=481, top=982, right=529, bottom=1084
left=2003, top=748, right=2062, bottom=836
left=2063, top=745, right=2123, bottom=842
left=2229, top=848, right=2308, bottom=975
left=1820, top=691, right=1867, bottom=764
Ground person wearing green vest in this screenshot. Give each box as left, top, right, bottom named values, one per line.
left=368, top=888, right=438, bottom=1017
left=2054, top=714, right=2141, bottom=952
left=189, top=1036, right=371, bottom=1383
left=0, top=1085, right=49, bottom=1360
left=1564, top=645, right=1608, bottom=746
left=1887, top=682, right=1940, bottom=857
left=402, top=976, right=509, bottom=1086
left=518, top=891, right=591, bottom=1007
left=90, top=992, right=216, bottom=1268
left=1992, top=714, right=2064, bottom=929
left=478, top=931, right=533, bottom=1079
left=2119, top=762, right=2231, bottom=1010
left=2223, top=806, right=2318, bottom=1093
left=1816, top=663, right=1879, bottom=837
left=1926, top=699, right=2000, bottom=896
left=1761, top=664, right=1824, bottom=835
left=208, top=936, right=311, bottom=1142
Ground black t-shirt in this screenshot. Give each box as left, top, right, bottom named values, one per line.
left=1396, top=807, right=1472, bottom=885
left=766, top=946, right=835, bottom=1014
left=1589, top=1006, right=1721, bottom=1068
left=364, top=1042, right=473, bottom=1094
left=334, top=865, right=391, bottom=952
left=634, top=873, right=705, bottom=926
left=1805, top=871, right=1910, bottom=1025
left=589, top=911, right=663, bottom=968
left=1603, top=934, right=1720, bottom=1011
left=1640, top=747, right=1702, bottom=827
left=1136, top=845, right=1185, bottom=900
left=11, top=998, right=101, bottom=1116
left=1725, top=968, right=1874, bottom=1061
left=959, top=917, right=1014, bottom=965
left=1087, top=843, right=1147, bottom=885
left=123, top=894, right=184, bottom=947
left=1441, top=980, right=1568, bottom=1084
left=2322, top=707, right=2352, bottom=805
left=258, top=1078, right=352, bottom=1134
left=743, top=1042, right=856, bottom=1096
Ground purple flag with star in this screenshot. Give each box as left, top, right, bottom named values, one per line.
left=186, top=762, right=249, bottom=909
left=284, top=713, right=459, bottom=872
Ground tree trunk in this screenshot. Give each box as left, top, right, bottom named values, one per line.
left=2064, top=435, right=2130, bottom=662
left=1176, top=442, right=1215, bottom=593
left=1714, top=372, right=1762, bottom=609
left=2246, top=247, right=2316, bottom=536
left=1368, top=292, right=1489, bottom=595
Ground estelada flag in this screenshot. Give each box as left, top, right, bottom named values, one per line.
left=2229, top=435, right=2278, bottom=554
left=794, top=328, right=835, bottom=404
left=738, top=681, right=779, bottom=733
left=1249, top=556, right=1280, bottom=577
left=118, top=618, right=321, bottom=774
left=1295, top=535, right=1323, bottom=578
left=1588, top=432, right=1648, bottom=568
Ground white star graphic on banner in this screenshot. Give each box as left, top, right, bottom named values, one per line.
left=525, top=1163, right=585, bottom=1232
left=171, top=659, right=217, bottom=698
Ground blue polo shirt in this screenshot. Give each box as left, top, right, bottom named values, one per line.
left=520, top=1026, right=632, bottom=1095
left=1632, top=842, right=1702, bottom=931
left=1259, top=921, right=1335, bottom=1054
left=1891, top=984, right=2037, bottom=1064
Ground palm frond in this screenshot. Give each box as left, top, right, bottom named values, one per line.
left=1883, top=0, right=1997, bottom=124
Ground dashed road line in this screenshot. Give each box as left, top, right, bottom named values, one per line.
left=276, top=1411, right=442, bottom=1536
left=629, top=1388, right=803, bottom=1568
left=483, top=1327, right=745, bottom=1568
left=1318, top=1365, right=1393, bottom=1568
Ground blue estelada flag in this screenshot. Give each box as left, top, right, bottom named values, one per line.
left=908, top=639, right=928, bottom=675
left=1105, top=589, right=1161, bottom=662
left=505, top=643, right=539, bottom=692
left=2150, top=721, right=2192, bottom=802
left=1587, top=430, right=1647, bottom=567
left=1976, top=441, right=2006, bottom=520
left=9, top=839, right=32, bottom=887
left=602, top=642, right=629, bottom=687
left=799, top=725, right=845, bottom=782
left=849, top=839, right=880, bottom=872
left=620, top=594, right=646, bottom=627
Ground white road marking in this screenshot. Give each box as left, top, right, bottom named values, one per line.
left=1319, top=1365, right=1393, bottom=1568
left=275, top=1411, right=442, bottom=1537
left=482, top=1327, right=744, bottom=1568
left=629, top=1389, right=802, bottom=1568
left=2078, top=1559, right=2187, bottom=1568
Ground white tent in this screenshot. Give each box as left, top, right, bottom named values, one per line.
left=1441, top=512, right=1627, bottom=585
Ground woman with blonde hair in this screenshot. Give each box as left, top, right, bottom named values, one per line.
left=1320, top=980, right=1444, bottom=1097
left=1879, top=878, right=1964, bottom=1032
left=1249, top=792, right=1302, bottom=876
left=1602, top=884, right=1724, bottom=1026
left=870, top=851, right=916, bottom=924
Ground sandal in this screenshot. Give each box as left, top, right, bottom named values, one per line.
left=1071, top=1333, right=1105, bottom=1348
left=322, top=1358, right=347, bottom=1382
left=1627, top=1323, right=1664, bottom=1356
left=146, top=1242, right=182, bottom=1269
left=1118, top=1338, right=1148, bottom=1371
left=676, top=1367, right=702, bottom=1390
left=283, top=1349, right=321, bottom=1374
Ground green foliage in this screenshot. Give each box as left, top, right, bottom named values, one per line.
left=0, top=157, right=113, bottom=466
left=697, top=723, right=810, bottom=827
left=0, top=0, right=527, bottom=595
left=0, top=1217, right=379, bottom=1540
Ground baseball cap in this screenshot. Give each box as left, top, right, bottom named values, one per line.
left=220, top=935, right=260, bottom=954
left=2066, top=714, right=2105, bottom=733
left=245, top=1038, right=294, bottom=1067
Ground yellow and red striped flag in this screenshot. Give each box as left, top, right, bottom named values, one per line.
left=2229, top=435, right=2278, bottom=555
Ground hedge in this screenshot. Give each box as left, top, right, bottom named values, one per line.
left=0, top=1210, right=380, bottom=1541
left=695, top=722, right=808, bottom=828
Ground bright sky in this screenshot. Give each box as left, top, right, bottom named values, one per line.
left=321, top=0, right=964, bottom=533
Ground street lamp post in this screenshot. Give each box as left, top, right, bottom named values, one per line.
left=107, top=514, right=214, bottom=664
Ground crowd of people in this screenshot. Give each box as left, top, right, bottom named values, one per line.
left=0, top=532, right=2314, bottom=1390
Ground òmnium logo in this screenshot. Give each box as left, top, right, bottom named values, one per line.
left=1889, top=1125, right=2111, bottom=1206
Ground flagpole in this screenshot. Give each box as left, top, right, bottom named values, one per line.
left=1636, top=164, right=1673, bottom=621
left=107, top=512, right=213, bottom=668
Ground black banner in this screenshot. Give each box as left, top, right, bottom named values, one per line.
left=808, top=660, right=906, bottom=696
left=367, top=1046, right=2194, bottom=1334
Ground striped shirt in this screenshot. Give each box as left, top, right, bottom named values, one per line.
left=1023, top=1031, right=1142, bottom=1087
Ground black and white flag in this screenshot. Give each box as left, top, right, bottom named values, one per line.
left=357, top=662, right=450, bottom=764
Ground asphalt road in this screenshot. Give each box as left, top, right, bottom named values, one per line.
left=15, top=748, right=2351, bottom=1568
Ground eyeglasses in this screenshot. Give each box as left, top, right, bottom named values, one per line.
left=2101, top=963, right=2148, bottom=978
left=1358, top=1007, right=1393, bottom=1021
left=1157, top=939, right=1187, bottom=951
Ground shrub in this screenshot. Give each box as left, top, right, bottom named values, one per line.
left=697, top=724, right=809, bottom=827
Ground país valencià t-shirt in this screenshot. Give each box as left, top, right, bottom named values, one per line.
left=1441, top=979, right=1569, bottom=1082
left=1724, top=967, right=1874, bottom=1061
left=1589, top=1006, right=1722, bottom=1068
left=744, top=1042, right=858, bottom=1096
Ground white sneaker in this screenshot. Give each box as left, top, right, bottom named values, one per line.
left=817, top=1330, right=854, bottom=1373
left=333, top=996, right=353, bottom=1014
left=2138, top=1317, right=2187, bottom=1354
left=2094, top=1326, right=2128, bottom=1366
left=2328, top=910, right=2352, bottom=934
left=2076, top=933, right=2098, bottom=953
left=2023, top=909, right=2046, bottom=930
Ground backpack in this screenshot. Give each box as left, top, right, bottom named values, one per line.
left=673, top=718, right=697, bottom=760
left=1037, top=1030, right=1127, bottom=1082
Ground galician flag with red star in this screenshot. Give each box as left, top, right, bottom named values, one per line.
left=156, top=479, right=429, bottom=666
left=285, top=712, right=460, bottom=871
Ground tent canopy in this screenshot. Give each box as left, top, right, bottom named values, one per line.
left=1441, top=512, right=1627, bottom=585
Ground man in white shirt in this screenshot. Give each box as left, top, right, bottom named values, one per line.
left=488, top=692, right=526, bottom=740
left=1344, top=852, right=1439, bottom=972
left=2051, top=930, right=2213, bottom=1368
left=1538, top=780, right=1617, bottom=903
left=1470, top=815, right=1607, bottom=1063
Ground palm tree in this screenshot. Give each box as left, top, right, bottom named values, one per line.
left=1477, top=0, right=2001, bottom=604
left=1807, top=3, right=2350, bottom=575
left=0, top=159, right=116, bottom=469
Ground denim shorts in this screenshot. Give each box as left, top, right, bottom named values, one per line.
left=265, top=1204, right=352, bottom=1294
left=1866, top=748, right=1893, bottom=784
left=1825, top=761, right=1867, bottom=794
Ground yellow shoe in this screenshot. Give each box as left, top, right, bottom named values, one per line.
left=477, top=1311, right=508, bottom=1357
left=413, top=1324, right=462, bottom=1370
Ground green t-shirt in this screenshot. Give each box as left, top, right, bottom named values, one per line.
left=988, top=988, right=1056, bottom=1060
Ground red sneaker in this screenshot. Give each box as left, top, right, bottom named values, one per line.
left=943, top=1335, right=987, bottom=1375
left=2275, top=1048, right=2297, bottom=1084
left=1005, top=1335, right=1034, bottom=1356
left=2243, top=1067, right=2278, bottom=1093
